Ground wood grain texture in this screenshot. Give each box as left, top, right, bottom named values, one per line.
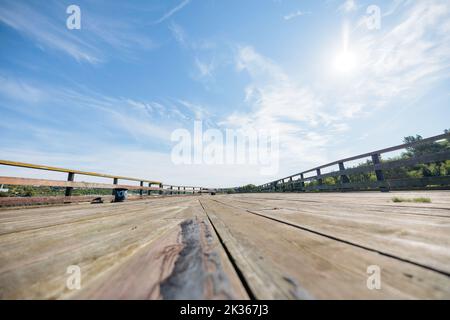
left=200, top=194, right=450, bottom=299
left=0, top=196, right=247, bottom=299
left=0, top=191, right=449, bottom=299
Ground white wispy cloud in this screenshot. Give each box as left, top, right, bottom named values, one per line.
left=154, top=0, right=191, bottom=24
left=0, top=1, right=157, bottom=64
left=227, top=0, right=450, bottom=179
left=233, top=46, right=323, bottom=125
left=0, top=76, right=264, bottom=187
left=339, top=0, right=358, bottom=13
left=382, top=0, right=409, bottom=17
left=333, top=0, right=450, bottom=115
left=169, top=21, right=187, bottom=46
left=0, top=73, right=206, bottom=147
left=0, top=75, right=46, bottom=103
left=0, top=1, right=101, bottom=64
left=168, top=22, right=221, bottom=86
left=223, top=46, right=342, bottom=178
left=85, top=18, right=157, bottom=56
left=283, top=10, right=311, bottom=21
left=194, top=57, right=215, bottom=78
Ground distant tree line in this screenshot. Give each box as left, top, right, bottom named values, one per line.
left=0, top=186, right=113, bottom=198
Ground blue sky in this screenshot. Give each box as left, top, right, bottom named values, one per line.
left=0, top=0, right=449, bottom=187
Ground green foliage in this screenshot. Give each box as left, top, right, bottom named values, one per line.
left=2, top=185, right=112, bottom=197
left=392, top=197, right=431, bottom=203
left=236, top=130, right=450, bottom=192
left=402, top=133, right=450, bottom=158
left=239, top=184, right=258, bottom=192
left=323, top=177, right=338, bottom=185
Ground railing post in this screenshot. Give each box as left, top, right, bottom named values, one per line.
left=300, top=174, right=305, bottom=191
left=371, top=153, right=388, bottom=192
left=316, top=169, right=323, bottom=186
left=289, top=177, right=293, bottom=192
left=65, top=172, right=75, bottom=197
left=140, top=181, right=144, bottom=196
left=338, top=162, right=350, bottom=185
left=170, top=186, right=173, bottom=195
left=112, top=178, right=118, bottom=196
left=147, top=183, right=151, bottom=196
left=159, top=183, right=163, bottom=195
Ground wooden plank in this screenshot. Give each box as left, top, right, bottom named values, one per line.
left=1, top=192, right=449, bottom=299
left=215, top=193, right=450, bottom=275
left=70, top=204, right=248, bottom=299
left=0, top=197, right=247, bottom=299
left=199, top=196, right=450, bottom=299
left=0, top=201, right=183, bottom=298
left=0, top=197, right=189, bottom=235
left=230, top=191, right=450, bottom=213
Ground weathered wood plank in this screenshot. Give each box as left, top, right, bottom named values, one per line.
left=1, top=192, right=449, bottom=299
left=216, top=194, right=450, bottom=275
left=0, top=197, right=247, bottom=299
left=199, top=196, right=450, bottom=299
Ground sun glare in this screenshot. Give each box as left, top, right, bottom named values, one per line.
left=333, top=21, right=359, bottom=75
left=334, top=49, right=358, bottom=74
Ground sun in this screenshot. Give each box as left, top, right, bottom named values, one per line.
left=334, top=49, right=358, bottom=74
left=333, top=21, right=360, bottom=75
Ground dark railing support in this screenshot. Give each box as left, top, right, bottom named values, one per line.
left=300, top=174, right=305, bottom=191
left=65, top=172, right=75, bottom=197
left=159, top=183, right=163, bottom=195
left=140, top=181, right=144, bottom=196
left=316, top=169, right=323, bottom=186
left=371, top=153, right=389, bottom=192
left=112, top=177, right=118, bottom=195
left=147, top=183, right=151, bottom=196
left=338, top=162, right=350, bottom=184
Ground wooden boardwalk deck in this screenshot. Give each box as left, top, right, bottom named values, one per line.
left=1, top=191, right=449, bottom=299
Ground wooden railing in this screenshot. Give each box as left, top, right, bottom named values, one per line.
left=0, top=160, right=205, bottom=206
left=2, top=133, right=449, bottom=204
left=229, top=132, right=450, bottom=193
